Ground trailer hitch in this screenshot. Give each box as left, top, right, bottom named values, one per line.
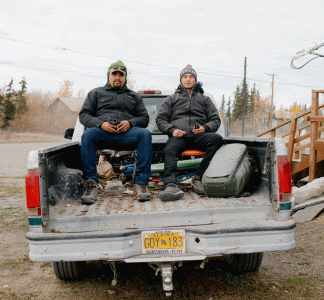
left=149, top=262, right=180, bottom=297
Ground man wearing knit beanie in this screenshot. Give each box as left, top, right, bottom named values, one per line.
left=79, top=60, right=153, bottom=204
left=156, top=65, right=223, bottom=201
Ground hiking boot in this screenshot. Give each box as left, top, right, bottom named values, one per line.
left=159, top=183, right=184, bottom=201
left=81, top=179, right=98, bottom=205
left=192, top=175, right=205, bottom=195
left=135, top=184, right=151, bottom=202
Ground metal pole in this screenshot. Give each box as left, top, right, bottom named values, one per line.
left=270, top=74, right=274, bottom=128
left=242, top=57, right=247, bottom=137
left=225, top=117, right=230, bottom=137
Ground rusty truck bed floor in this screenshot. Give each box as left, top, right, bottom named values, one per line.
left=46, top=184, right=272, bottom=233
left=51, top=185, right=269, bottom=218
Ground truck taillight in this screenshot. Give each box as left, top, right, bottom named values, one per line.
left=137, top=90, right=162, bottom=94
left=277, top=157, right=292, bottom=202
left=25, top=170, right=41, bottom=216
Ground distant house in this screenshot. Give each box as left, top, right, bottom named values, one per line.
left=48, top=97, right=85, bottom=119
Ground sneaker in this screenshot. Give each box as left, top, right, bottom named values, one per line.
left=159, top=183, right=184, bottom=201
left=81, top=179, right=98, bottom=205
left=192, top=175, right=205, bottom=195
left=135, top=184, right=151, bottom=202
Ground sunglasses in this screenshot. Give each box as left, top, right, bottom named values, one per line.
left=110, top=65, right=126, bottom=71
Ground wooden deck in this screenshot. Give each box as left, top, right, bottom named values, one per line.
left=257, top=90, right=324, bottom=183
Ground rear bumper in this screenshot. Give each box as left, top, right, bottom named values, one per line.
left=26, top=219, right=296, bottom=263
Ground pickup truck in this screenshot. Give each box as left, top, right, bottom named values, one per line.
left=25, top=90, right=295, bottom=296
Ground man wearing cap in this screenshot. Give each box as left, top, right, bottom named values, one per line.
left=79, top=60, right=153, bottom=204
left=156, top=65, right=223, bottom=201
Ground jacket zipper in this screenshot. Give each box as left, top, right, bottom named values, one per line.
left=182, top=84, right=196, bottom=134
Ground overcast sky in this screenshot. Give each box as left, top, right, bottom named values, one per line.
left=1, top=0, right=324, bottom=109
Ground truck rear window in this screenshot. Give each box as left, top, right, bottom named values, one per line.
left=142, top=96, right=166, bottom=133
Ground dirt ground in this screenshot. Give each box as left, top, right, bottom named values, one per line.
left=0, top=142, right=324, bottom=299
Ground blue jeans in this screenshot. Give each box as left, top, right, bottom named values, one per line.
left=81, top=127, right=152, bottom=184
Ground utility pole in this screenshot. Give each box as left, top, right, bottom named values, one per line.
left=268, top=73, right=278, bottom=128
left=242, top=57, right=247, bottom=137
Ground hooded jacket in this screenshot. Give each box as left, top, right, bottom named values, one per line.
left=156, top=82, right=221, bottom=136
left=79, top=83, right=149, bottom=129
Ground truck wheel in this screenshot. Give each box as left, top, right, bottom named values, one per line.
left=52, top=261, right=83, bottom=280
left=226, top=252, right=263, bottom=272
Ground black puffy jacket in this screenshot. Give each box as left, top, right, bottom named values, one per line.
left=155, top=82, right=221, bottom=136
left=79, top=83, right=149, bottom=129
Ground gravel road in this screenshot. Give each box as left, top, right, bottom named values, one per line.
left=0, top=142, right=65, bottom=177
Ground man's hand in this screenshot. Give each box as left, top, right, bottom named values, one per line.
left=100, top=122, right=118, bottom=133
left=193, top=125, right=205, bottom=135
left=117, top=120, right=131, bottom=133
left=100, top=121, right=131, bottom=133
left=173, top=129, right=186, bottom=137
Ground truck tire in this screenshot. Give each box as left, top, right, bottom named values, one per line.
left=226, top=252, right=263, bottom=272
left=52, top=261, right=83, bottom=280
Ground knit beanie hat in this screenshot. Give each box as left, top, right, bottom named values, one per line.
left=180, top=65, right=197, bottom=82
left=107, top=60, right=127, bottom=85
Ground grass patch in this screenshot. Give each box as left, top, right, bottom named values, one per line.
left=0, top=207, right=28, bottom=230
left=0, top=178, right=25, bottom=198
left=0, top=207, right=21, bottom=218
left=40, top=262, right=51, bottom=268
left=2, top=207, right=20, bottom=211
left=0, top=185, right=25, bottom=198
left=0, top=176, right=25, bottom=180
left=0, top=131, right=67, bottom=144
left=1, top=256, right=33, bottom=270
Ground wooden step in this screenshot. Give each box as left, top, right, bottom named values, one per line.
left=292, top=156, right=324, bottom=183
left=313, top=138, right=324, bottom=150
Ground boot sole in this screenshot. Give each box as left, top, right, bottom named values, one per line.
left=81, top=195, right=97, bottom=205
left=159, top=190, right=184, bottom=201
left=194, top=189, right=205, bottom=196
left=138, top=194, right=151, bottom=202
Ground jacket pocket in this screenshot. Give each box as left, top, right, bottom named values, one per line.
left=97, top=96, right=114, bottom=110
left=118, top=95, right=136, bottom=112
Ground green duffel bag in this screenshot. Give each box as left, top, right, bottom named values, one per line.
left=202, top=143, right=252, bottom=198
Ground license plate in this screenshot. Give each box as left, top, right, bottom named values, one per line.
left=142, top=230, right=186, bottom=254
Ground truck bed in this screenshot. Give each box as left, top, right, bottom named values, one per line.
left=47, top=183, right=273, bottom=233
left=38, top=138, right=278, bottom=233
left=28, top=138, right=296, bottom=264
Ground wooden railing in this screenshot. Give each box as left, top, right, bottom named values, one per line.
left=257, top=90, right=324, bottom=182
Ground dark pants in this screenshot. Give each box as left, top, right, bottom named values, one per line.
left=81, top=127, right=153, bottom=184
left=162, top=133, right=223, bottom=184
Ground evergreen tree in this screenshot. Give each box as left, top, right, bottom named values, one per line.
left=16, top=78, right=28, bottom=115
left=240, top=78, right=249, bottom=118
left=221, top=94, right=226, bottom=113
left=0, top=78, right=28, bottom=129
left=226, top=96, right=231, bottom=117
left=232, top=85, right=242, bottom=119
left=1, top=80, right=16, bottom=129
left=247, top=83, right=257, bottom=116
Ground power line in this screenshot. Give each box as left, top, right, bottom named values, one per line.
left=2, top=3, right=312, bottom=62
left=0, top=36, right=251, bottom=77
left=246, top=48, right=292, bottom=57
left=247, top=64, right=269, bottom=75
left=200, top=69, right=321, bottom=89
left=0, top=37, right=57, bottom=50
left=1, top=59, right=321, bottom=90
left=0, top=36, right=291, bottom=76
left=0, top=61, right=103, bottom=78
left=246, top=63, right=323, bottom=88
left=1, top=37, right=322, bottom=89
